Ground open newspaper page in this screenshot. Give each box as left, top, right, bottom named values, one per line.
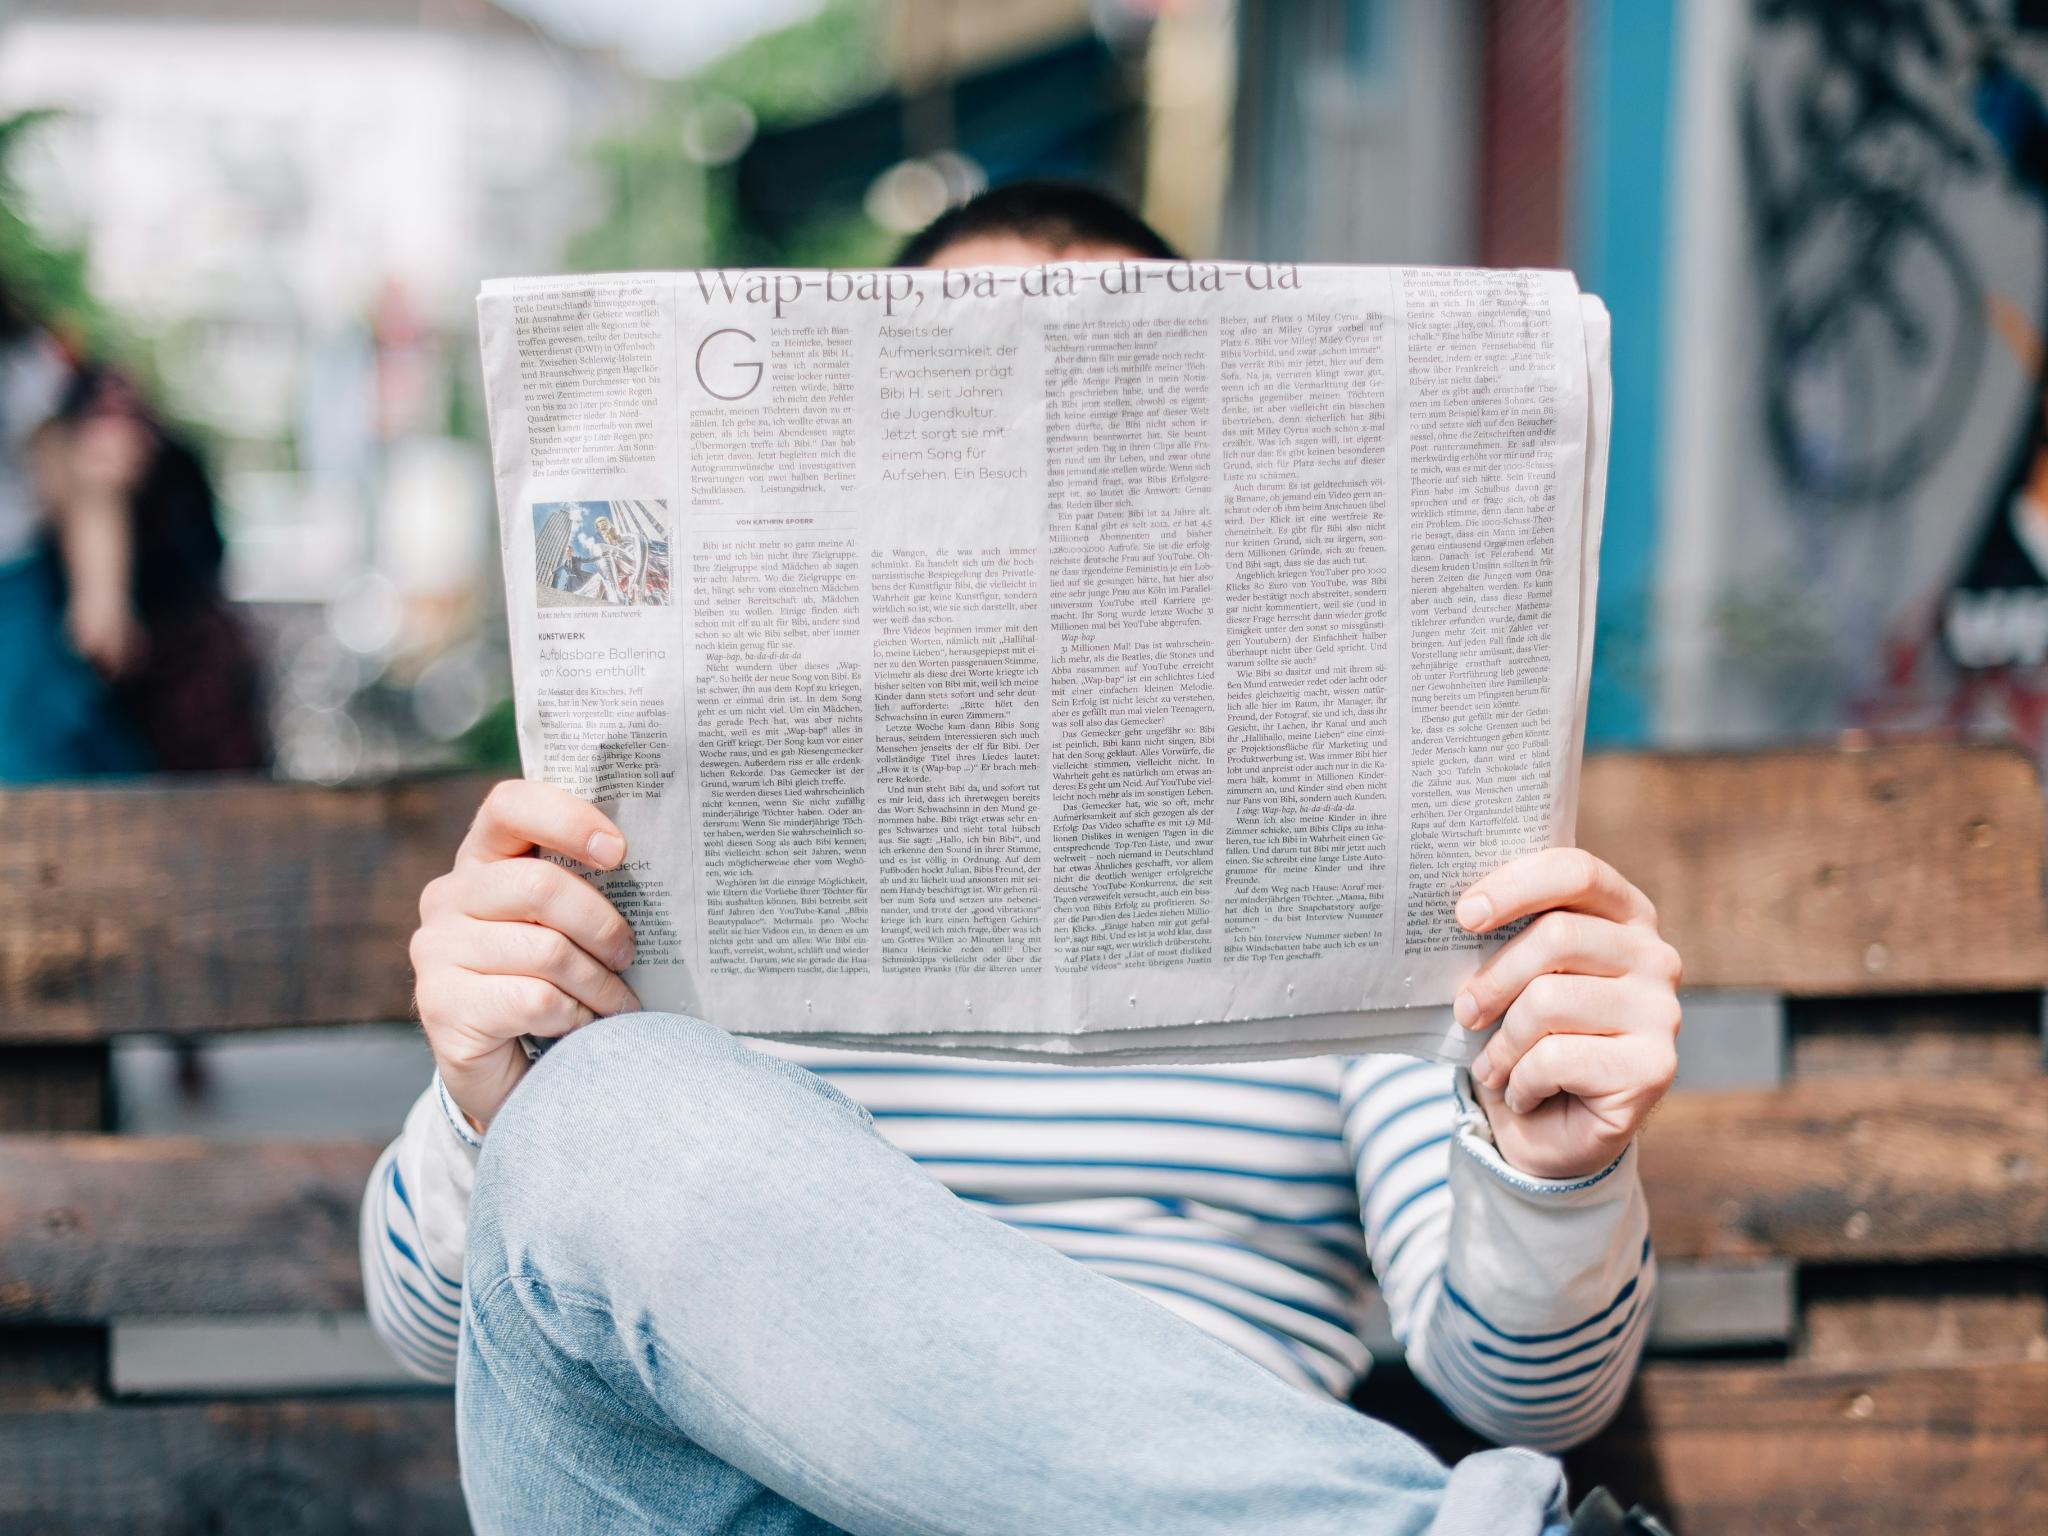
left=477, top=261, right=1610, bottom=1065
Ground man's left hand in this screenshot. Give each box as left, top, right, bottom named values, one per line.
left=1453, top=848, right=1682, bottom=1181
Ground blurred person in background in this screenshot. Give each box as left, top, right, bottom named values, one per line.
left=34, top=364, right=268, bottom=774
left=366, top=185, right=1678, bottom=1536
left=0, top=276, right=147, bottom=781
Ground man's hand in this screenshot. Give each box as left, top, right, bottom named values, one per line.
left=410, top=781, right=641, bottom=1132
left=1452, top=848, right=1682, bottom=1181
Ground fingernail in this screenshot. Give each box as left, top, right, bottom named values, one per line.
left=1453, top=991, right=1479, bottom=1027
left=1505, top=1090, right=1530, bottom=1116
left=613, top=943, right=635, bottom=971
left=1455, top=892, right=1492, bottom=931
left=587, top=831, right=625, bottom=867
left=1472, top=1047, right=1495, bottom=1086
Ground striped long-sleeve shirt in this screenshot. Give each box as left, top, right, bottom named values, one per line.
left=362, top=1045, right=1653, bottom=1452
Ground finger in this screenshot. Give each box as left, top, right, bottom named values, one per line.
left=1471, top=972, right=1641, bottom=1091
left=1456, top=847, right=1656, bottom=935
left=1456, top=911, right=1679, bottom=1031
left=1455, top=910, right=1652, bottom=1030
left=417, top=970, right=594, bottom=1050
left=457, top=780, right=625, bottom=870
left=429, top=857, right=636, bottom=971
left=1502, top=1031, right=1672, bottom=1119
left=453, top=917, right=641, bottom=1020
left=468, top=973, right=598, bottom=1042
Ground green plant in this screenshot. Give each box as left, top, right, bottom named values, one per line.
left=0, top=110, right=121, bottom=356
left=567, top=0, right=889, bottom=276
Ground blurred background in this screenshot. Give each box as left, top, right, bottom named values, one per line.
left=9, top=0, right=2048, bottom=778
left=4, top=0, right=2048, bottom=1384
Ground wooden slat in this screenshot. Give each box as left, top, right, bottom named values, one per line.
left=0, top=1046, right=109, bottom=1132
left=1362, top=1358, right=2048, bottom=1536
left=1580, top=745, right=2048, bottom=994
left=1648, top=1262, right=1794, bottom=1353
left=0, top=1328, right=103, bottom=1411
left=0, top=1041, right=111, bottom=1412
left=1640, top=1076, right=2048, bottom=1264
left=1665, top=992, right=1784, bottom=1090
left=2, top=1074, right=2041, bottom=1320
left=0, top=1395, right=465, bottom=1536
left=0, top=775, right=491, bottom=1042
left=3, top=744, right=2042, bottom=1040
left=1789, top=992, right=2046, bottom=1080
left=0, top=1125, right=1798, bottom=1324
left=0, top=1138, right=377, bottom=1320
left=1570, top=1359, right=2048, bottom=1536
left=112, top=1317, right=418, bottom=1397
left=1800, top=1267, right=2048, bottom=1367
left=14, top=1368, right=2040, bottom=1536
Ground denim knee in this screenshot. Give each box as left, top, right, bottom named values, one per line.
left=467, top=1013, right=868, bottom=1280
left=505, top=1011, right=866, bottom=1136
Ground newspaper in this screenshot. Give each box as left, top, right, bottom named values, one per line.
left=477, top=261, right=1611, bottom=1066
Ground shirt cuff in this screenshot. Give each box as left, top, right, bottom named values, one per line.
left=434, top=1073, right=486, bottom=1155
left=1450, top=1066, right=1632, bottom=1202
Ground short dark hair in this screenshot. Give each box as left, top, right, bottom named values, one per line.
left=894, top=179, right=1180, bottom=267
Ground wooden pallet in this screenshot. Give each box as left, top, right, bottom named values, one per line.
left=2, top=744, right=2044, bottom=1533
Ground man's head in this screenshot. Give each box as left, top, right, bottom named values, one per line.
left=896, top=180, right=1179, bottom=271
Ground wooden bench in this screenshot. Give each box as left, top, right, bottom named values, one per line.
left=3, top=744, right=2044, bottom=1533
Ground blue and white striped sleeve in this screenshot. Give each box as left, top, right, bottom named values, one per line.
left=359, top=1075, right=482, bottom=1384
left=1339, top=1055, right=1654, bottom=1452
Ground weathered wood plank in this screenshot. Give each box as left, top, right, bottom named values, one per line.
left=0, top=1328, right=103, bottom=1410
left=0, top=775, right=491, bottom=1042
left=1800, top=1266, right=2048, bottom=1367
left=1580, top=745, right=2048, bottom=994
left=0, top=1042, right=112, bottom=1412
left=1647, top=1262, right=1795, bottom=1353
left=1665, top=993, right=1784, bottom=1090
left=0, top=1395, right=466, bottom=1536
left=3, top=744, right=2043, bottom=1040
left=0, top=1123, right=1798, bottom=1331
left=112, top=1317, right=418, bottom=1397
left=15, top=1365, right=2042, bottom=1536
left=0, top=1138, right=377, bottom=1320
left=1362, top=1359, right=2048, bottom=1536
left=1640, top=1076, right=2048, bottom=1264
left=1572, top=1359, right=2048, bottom=1536
left=1789, top=992, right=2046, bottom=1080
left=0, top=1046, right=109, bottom=1132
left=2, top=1075, right=2040, bottom=1320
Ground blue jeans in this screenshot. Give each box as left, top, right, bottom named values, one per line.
left=458, top=1014, right=1571, bottom=1535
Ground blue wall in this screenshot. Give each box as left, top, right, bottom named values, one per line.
left=1573, top=0, right=1677, bottom=744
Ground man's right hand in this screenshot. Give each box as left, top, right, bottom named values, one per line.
left=411, top=781, right=641, bottom=1132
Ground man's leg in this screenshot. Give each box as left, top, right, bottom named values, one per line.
left=457, top=1013, right=1570, bottom=1536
